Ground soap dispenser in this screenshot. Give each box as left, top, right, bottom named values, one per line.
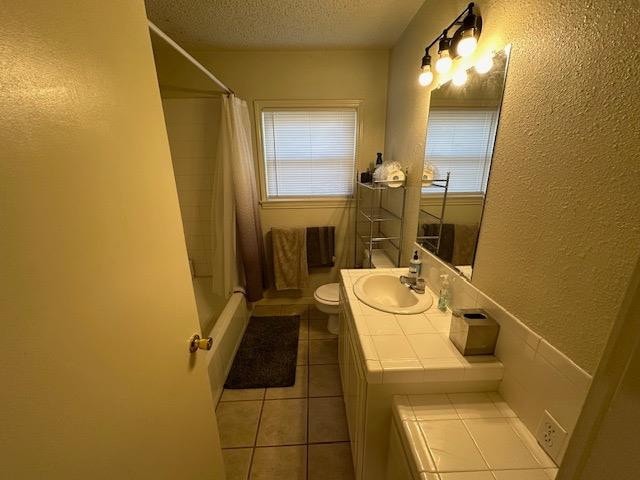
left=438, top=274, right=450, bottom=312
left=409, top=250, right=422, bottom=279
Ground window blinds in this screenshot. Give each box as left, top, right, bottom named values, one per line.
left=424, top=108, right=499, bottom=194
left=261, top=109, right=357, bottom=198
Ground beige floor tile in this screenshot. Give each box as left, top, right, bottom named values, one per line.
left=216, top=401, right=262, bottom=448
left=309, top=338, right=338, bottom=364
left=309, top=305, right=328, bottom=319
left=309, top=316, right=336, bottom=339
left=256, top=297, right=313, bottom=306
left=256, top=398, right=307, bottom=446
left=220, top=388, right=265, bottom=402
left=309, top=364, right=343, bottom=397
left=297, top=340, right=309, bottom=365
left=250, top=446, right=306, bottom=480
left=265, top=366, right=308, bottom=399
left=222, top=448, right=253, bottom=480
left=299, top=317, right=309, bottom=341
left=308, top=442, right=355, bottom=480
left=280, top=304, right=309, bottom=318
left=252, top=305, right=283, bottom=316
left=309, top=397, right=349, bottom=443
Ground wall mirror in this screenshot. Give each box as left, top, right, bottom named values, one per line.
left=417, top=47, right=511, bottom=280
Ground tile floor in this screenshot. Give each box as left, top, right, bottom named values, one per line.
left=217, top=303, right=355, bottom=480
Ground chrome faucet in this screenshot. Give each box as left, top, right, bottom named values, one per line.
left=400, top=275, right=426, bottom=294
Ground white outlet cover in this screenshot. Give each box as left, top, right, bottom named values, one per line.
left=536, top=410, right=568, bottom=463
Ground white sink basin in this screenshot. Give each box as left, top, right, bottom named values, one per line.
left=353, top=273, right=433, bottom=314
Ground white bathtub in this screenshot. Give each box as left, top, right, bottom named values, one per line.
left=192, top=277, right=250, bottom=404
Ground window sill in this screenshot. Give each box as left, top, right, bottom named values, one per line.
left=260, top=197, right=354, bottom=209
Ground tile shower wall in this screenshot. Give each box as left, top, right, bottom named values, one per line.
left=161, top=97, right=221, bottom=276
left=416, top=243, right=592, bottom=463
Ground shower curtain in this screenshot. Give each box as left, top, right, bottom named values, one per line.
left=212, top=94, right=265, bottom=302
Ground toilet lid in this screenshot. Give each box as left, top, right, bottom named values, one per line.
left=315, top=283, right=340, bottom=303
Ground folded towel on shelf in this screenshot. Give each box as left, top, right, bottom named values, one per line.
left=272, top=227, right=309, bottom=290
left=306, top=226, right=335, bottom=268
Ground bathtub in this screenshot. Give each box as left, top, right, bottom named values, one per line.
left=192, top=277, right=251, bottom=404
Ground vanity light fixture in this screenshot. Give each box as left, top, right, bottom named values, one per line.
left=452, top=68, right=468, bottom=86
left=417, top=3, right=483, bottom=86
left=418, top=50, right=434, bottom=86
left=435, top=34, right=453, bottom=74
left=453, top=6, right=482, bottom=57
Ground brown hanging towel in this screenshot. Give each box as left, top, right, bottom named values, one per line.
left=306, top=226, right=335, bottom=268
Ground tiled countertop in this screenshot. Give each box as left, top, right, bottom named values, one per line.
left=340, top=268, right=503, bottom=385
left=392, top=392, right=558, bottom=479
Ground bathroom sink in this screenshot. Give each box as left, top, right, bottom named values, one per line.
left=353, top=273, right=433, bottom=314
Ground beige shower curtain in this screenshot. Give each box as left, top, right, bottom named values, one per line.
left=214, top=94, right=266, bottom=302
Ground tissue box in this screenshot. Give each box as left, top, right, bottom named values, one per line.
left=449, top=309, right=499, bottom=356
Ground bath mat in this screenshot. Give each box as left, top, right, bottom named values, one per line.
left=224, top=315, right=300, bottom=389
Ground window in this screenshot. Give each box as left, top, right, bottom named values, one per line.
left=257, top=102, right=359, bottom=200
left=424, top=108, right=498, bottom=194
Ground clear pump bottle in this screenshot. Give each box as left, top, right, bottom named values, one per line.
left=438, top=274, right=450, bottom=311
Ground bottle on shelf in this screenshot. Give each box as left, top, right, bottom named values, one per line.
left=373, top=152, right=385, bottom=182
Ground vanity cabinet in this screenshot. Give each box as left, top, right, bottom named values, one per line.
left=338, top=296, right=367, bottom=475
left=338, top=272, right=503, bottom=480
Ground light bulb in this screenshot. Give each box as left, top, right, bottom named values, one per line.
left=435, top=51, right=452, bottom=74
left=452, top=69, right=468, bottom=86
left=418, top=67, right=433, bottom=87
left=456, top=33, right=477, bottom=57
left=475, top=55, right=493, bottom=74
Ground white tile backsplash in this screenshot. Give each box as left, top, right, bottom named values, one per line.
left=415, top=243, right=593, bottom=463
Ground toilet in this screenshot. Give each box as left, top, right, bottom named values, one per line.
left=313, top=283, right=340, bottom=334
left=314, top=251, right=393, bottom=334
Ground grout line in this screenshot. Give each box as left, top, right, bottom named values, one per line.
left=219, top=397, right=266, bottom=403
left=248, top=440, right=352, bottom=449
left=305, top=305, right=311, bottom=480
left=245, top=388, right=266, bottom=479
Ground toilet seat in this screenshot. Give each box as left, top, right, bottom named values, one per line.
left=314, top=283, right=340, bottom=305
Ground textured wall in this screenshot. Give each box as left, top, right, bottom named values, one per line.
left=385, top=0, right=640, bottom=373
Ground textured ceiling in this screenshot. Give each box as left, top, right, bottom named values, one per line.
left=144, top=0, right=425, bottom=49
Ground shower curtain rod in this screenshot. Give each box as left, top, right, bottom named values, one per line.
left=148, top=20, right=234, bottom=95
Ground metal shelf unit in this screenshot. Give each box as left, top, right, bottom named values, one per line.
left=416, top=173, right=451, bottom=256
left=355, top=179, right=407, bottom=268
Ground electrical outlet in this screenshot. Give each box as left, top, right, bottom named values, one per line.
left=536, top=410, right=568, bottom=463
